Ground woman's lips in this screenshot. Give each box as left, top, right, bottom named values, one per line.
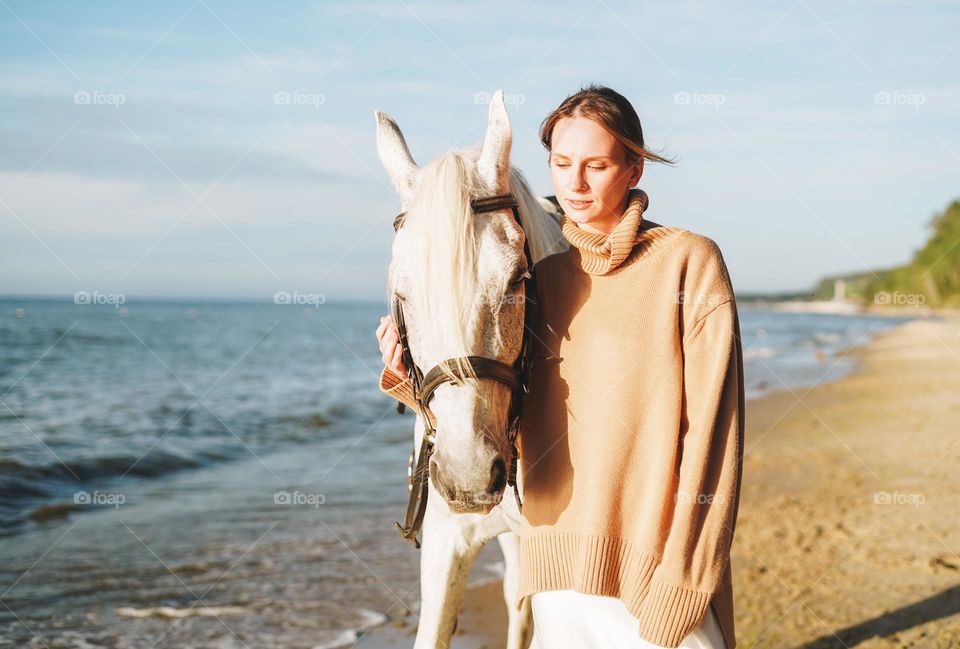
left=566, top=198, right=593, bottom=210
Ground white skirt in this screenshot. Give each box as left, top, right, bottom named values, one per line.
left=530, top=588, right=727, bottom=649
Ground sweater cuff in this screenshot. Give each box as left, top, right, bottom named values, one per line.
left=636, top=579, right=713, bottom=648
left=378, top=366, right=435, bottom=427
left=379, top=365, right=413, bottom=400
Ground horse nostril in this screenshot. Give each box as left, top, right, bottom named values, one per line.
left=488, top=457, right=507, bottom=494
left=430, top=459, right=454, bottom=501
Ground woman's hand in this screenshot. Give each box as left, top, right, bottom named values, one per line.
left=376, top=314, right=409, bottom=380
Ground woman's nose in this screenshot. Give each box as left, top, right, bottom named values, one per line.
left=567, top=168, right=588, bottom=192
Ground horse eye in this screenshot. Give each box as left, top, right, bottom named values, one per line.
left=510, top=267, right=530, bottom=287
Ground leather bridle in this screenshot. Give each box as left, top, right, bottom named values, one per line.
left=390, top=192, right=537, bottom=548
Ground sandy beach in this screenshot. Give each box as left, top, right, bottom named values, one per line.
left=356, top=312, right=960, bottom=649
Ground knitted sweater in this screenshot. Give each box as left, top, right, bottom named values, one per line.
left=378, top=188, right=744, bottom=648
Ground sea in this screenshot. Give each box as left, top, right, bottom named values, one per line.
left=0, top=298, right=915, bottom=648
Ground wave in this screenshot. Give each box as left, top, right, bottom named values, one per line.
left=319, top=609, right=390, bottom=649
left=0, top=406, right=359, bottom=533
left=743, top=346, right=777, bottom=360
left=743, top=328, right=858, bottom=362
left=115, top=605, right=247, bottom=619
left=0, top=448, right=234, bottom=531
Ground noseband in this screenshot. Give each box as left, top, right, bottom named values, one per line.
left=390, top=192, right=537, bottom=548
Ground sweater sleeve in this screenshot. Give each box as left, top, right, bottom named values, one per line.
left=377, top=365, right=436, bottom=428
left=635, top=298, right=745, bottom=647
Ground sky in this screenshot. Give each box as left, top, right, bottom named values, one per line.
left=1, top=0, right=958, bottom=302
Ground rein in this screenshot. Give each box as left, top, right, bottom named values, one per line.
left=390, top=192, right=537, bottom=548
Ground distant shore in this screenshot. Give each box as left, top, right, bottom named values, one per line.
left=738, top=297, right=953, bottom=319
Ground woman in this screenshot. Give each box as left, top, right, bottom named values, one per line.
left=375, top=85, right=744, bottom=649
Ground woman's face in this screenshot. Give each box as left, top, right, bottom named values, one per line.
left=548, top=115, right=643, bottom=235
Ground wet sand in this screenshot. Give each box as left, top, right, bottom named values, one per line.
left=356, top=313, right=960, bottom=649
left=353, top=577, right=509, bottom=649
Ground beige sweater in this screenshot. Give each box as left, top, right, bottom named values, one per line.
left=378, top=188, right=744, bottom=648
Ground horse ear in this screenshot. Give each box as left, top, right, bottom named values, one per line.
left=375, top=111, right=419, bottom=207
left=477, top=90, right=512, bottom=194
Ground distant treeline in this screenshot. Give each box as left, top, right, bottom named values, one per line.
left=864, top=198, right=960, bottom=307
left=739, top=197, right=960, bottom=308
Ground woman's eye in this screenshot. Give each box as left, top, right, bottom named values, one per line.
left=587, top=166, right=606, bottom=171
left=554, top=162, right=569, bottom=168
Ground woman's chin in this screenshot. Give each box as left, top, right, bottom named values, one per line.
left=564, top=210, right=598, bottom=225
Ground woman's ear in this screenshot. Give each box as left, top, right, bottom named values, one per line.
left=629, top=158, right=644, bottom=187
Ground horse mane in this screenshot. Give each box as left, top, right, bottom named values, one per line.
left=385, top=148, right=567, bottom=383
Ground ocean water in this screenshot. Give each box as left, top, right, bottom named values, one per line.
left=737, top=305, right=914, bottom=398
left=0, top=298, right=913, bottom=648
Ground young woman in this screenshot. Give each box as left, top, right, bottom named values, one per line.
left=375, top=85, right=744, bottom=649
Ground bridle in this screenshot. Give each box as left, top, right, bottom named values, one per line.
left=390, top=192, right=537, bottom=549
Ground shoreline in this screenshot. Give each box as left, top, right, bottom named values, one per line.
left=738, top=300, right=957, bottom=319
left=357, top=311, right=959, bottom=648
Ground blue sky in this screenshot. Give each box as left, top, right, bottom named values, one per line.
left=1, top=0, right=957, bottom=301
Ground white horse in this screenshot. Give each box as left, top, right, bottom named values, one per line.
left=375, top=90, right=567, bottom=649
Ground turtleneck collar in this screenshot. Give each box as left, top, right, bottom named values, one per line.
left=560, top=188, right=651, bottom=276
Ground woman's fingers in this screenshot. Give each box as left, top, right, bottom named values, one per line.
left=390, top=345, right=408, bottom=379
left=381, top=335, right=398, bottom=364
left=376, top=315, right=398, bottom=339
left=377, top=316, right=391, bottom=360
left=376, top=313, right=408, bottom=379
left=376, top=315, right=397, bottom=352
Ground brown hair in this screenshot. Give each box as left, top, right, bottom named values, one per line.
left=539, top=84, right=675, bottom=167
